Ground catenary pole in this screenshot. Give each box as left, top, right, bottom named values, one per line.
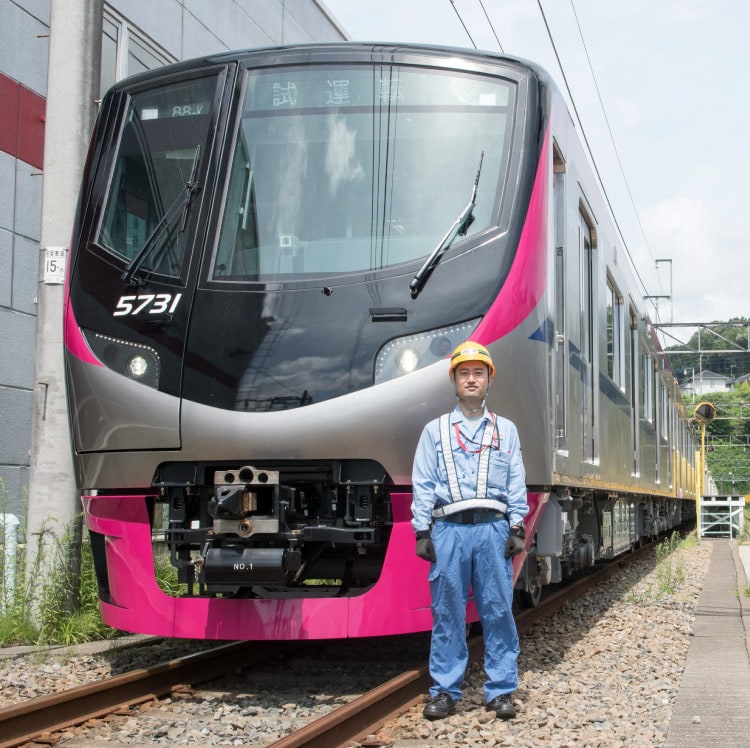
left=26, top=0, right=102, bottom=592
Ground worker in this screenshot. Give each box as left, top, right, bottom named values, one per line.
left=411, top=340, right=528, bottom=720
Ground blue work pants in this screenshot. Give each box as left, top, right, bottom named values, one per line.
left=427, top=518, right=519, bottom=702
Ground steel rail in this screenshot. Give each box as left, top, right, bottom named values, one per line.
left=0, top=640, right=289, bottom=748
left=268, top=542, right=657, bottom=748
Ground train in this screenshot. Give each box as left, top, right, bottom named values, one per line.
left=64, top=42, right=698, bottom=640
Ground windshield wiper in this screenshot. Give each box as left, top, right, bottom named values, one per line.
left=121, top=146, right=202, bottom=286
left=409, top=151, right=484, bottom=299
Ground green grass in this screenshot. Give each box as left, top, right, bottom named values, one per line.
left=0, top=492, right=196, bottom=645
left=655, top=531, right=686, bottom=595
left=0, top=515, right=118, bottom=646
left=0, top=477, right=120, bottom=645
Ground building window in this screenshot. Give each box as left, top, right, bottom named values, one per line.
left=101, top=7, right=175, bottom=97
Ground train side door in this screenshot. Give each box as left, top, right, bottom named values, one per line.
left=579, top=210, right=597, bottom=463
left=552, top=142, right=568, bottom=464
left=629, top=307, right=640, bottom=476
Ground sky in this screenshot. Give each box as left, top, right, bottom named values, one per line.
left=323, top=0, right=750, bottom=348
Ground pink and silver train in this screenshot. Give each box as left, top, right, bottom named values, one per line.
left=64, top=43, right=697, bottom=640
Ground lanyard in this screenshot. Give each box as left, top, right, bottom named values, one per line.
left=453, top=414, right=498, bottom=453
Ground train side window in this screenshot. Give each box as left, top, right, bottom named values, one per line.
left=640, top=349, right=654, bottom=423
left=97, top=74, right=220, bottom=277
left=579, top=205, right=597, bottom=463
left=630, top=308, right=640, bottom=476
left=606, top=276, right=625, bottom=389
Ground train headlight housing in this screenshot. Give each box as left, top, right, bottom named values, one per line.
left=374, top=319, right=481, bottom=384
left=84, top=330, right=161, bottom=389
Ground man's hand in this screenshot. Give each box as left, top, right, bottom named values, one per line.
left=415, top=530, right=437, bottom=562
left=504, top=525, right=525, bottom=559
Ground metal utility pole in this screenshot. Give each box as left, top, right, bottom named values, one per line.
left=693, top=401, right=717, bottom=540
left=26, top=0, right=102, bottom=586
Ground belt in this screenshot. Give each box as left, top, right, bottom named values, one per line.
left=434, top=509, right=505, bottom=525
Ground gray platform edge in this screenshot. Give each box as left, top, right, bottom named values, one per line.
left=663, top=539, right=750, bottom=748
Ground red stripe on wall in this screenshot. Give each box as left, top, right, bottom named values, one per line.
left=0, top=72, right=45, bottom=170
left=0, top=75, right=20, bottom=158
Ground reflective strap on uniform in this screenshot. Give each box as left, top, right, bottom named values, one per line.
left=476, top=414, right=496, bottom=498
left=438, top=413, right=497, bottom=503
left=432, top=497, right=508, bottom=518
left=439, top=414, right=462, bottom=502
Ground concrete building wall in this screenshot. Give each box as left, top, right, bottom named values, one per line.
left=0, top=0, right=346, bottom=516
left=110, top=0, right=346, bottom=58
left=0, top=0, right=50, bottom=512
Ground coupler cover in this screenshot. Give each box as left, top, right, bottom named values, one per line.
left=202, top=547, right=301, bottom=585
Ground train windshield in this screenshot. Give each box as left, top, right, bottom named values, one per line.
left=211, top=65, right=515, bottom=282
left=98, top=74, right=219, bottom=278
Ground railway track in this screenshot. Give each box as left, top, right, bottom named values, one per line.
left=0, top=541, right=657, bottom=748
left=0, top=640, right=292, bottom=748
left=268, top=541, right=657, bottom=748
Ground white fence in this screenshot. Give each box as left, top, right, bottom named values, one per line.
left=1, top=513, right=20, bottom=613
left=699, top=496, right=746, bottom=539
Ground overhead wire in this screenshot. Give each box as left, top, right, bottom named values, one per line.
left=536, top=0, right=646, bottom=292
left=449, top=0, right=504, bottom=52
left=477, top=0, right=504, bottom=52
left=449, top=0, right=477, bottom=48
left=567, top=1, right=662, bottom=294
left=448, top=0, right=661, bottom=313
left=534, top=0, right=655, bottom=304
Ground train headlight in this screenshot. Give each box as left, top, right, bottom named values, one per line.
left=397, top=347, right=420, bottom=375
left=374, top=318, right=481, bottom=384
left=84, top=330, right=161, bottom=389
left=126, top=354, right=149, bottom=379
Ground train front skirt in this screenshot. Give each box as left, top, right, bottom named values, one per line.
left=84, top=491, right=548, bottom=640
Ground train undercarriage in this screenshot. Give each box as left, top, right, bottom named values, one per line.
left=154, top=459, right=394, bottom=599
left=515, top=488, right=695, bottom=606
left=153, top=457, right=694, bottom=607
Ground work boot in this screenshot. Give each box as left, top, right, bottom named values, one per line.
left=487, top=693, right=516, bottom=720
left=422, top=691, right=455, bottom=720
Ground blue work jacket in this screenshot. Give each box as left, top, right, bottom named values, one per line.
left=411, top=404, right=528, bottom=533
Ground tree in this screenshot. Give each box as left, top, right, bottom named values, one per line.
left=668, top=318, right=750, bottom=384
left=699, top=384, right=750, bottom=495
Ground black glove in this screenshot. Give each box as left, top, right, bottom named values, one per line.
left=504, top=525, right=525, bottom=559
left=415, top=530, right=437, bottom=562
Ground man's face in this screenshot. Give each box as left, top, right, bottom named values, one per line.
left=454, top=362, right=491, bottom=404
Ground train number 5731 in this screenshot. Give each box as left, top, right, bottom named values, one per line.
left=113, top=293, right=183, bottom=317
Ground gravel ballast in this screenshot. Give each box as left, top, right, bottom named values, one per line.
left=0, top=538, right=716, bottom=747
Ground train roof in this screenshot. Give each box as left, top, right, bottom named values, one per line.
left=103, top=41, right=556, bottom=97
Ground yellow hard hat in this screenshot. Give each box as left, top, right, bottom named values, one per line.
left=449, top=341, right=495, bottom=379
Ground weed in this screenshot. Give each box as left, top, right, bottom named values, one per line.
left=0, top=481, right=119, bottom=646
left=655, top=531, right=686, bottom=596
